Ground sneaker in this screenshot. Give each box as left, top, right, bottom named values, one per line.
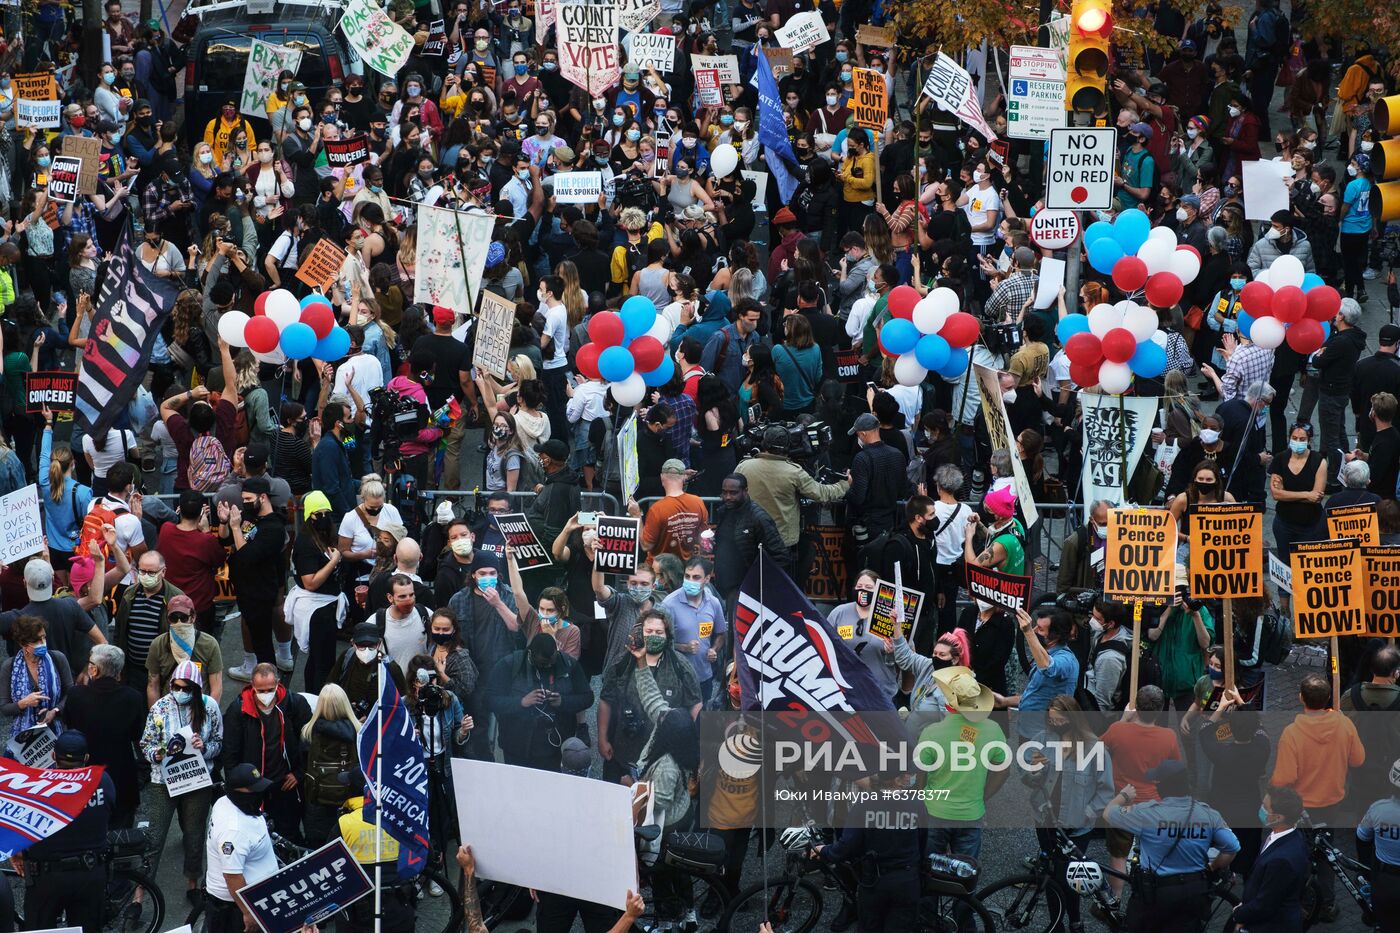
left=1365, top=267, right=1379, bottom=280
left=428, top=879, right=443, bottom=897
left=1089, top=896, right=1122, bottom=925
left=226, top=663, right=255, bottom=682
left=275, top=648, right=294, bottom=673
left=222, top=609, right=242, bottom=624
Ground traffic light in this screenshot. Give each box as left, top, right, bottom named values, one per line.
left=1066, top=0, right=1111, bottom=113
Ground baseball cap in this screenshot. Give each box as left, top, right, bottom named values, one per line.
left=561, top=737, right=591, bottom=773
left=226, top=763, right=273, bottom=793
left=623, top=64, right=640, bottom=78
left=661, top=458, right=687, bottom=475
left=168, top=595, right=196, bottom=619
left=242, top=475, right=272, bottom=497
left=1179, top=39, right=1197, bottom=52
left=432, top=305, right=456, bottom=326
left=352, top=622, right=382, bottom=646
left=24, top=559, right=52, bottom=602
left=1381, top=324, right=1400, bottom=346
left=553, top=145, right=575, bottom=163
left=848, top=412, right=880, bottom=435
left=243, top=443, right=269, bottom=471
left=1129, top=121, right=1154, bottom=140
left=54, top=730, right=89, bottom=763
left=538, top=439, right=569, bottom=462
left=1180, top=194, right=1201, bottom=209
left=528, top=632, right=558, bottom=664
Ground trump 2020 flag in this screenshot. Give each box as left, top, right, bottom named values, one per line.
left=0, top=757, right=105, bottom=858
left=75, top=221, right=180, bottom=438
left=756, top=46, right=798, bottom=204
left=357, top=661, right=430, bottom=879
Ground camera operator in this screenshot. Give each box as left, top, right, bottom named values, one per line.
left=486, top=632, right=593, bottom=772
left=380, top=348, right=444, bottom=490
left=406, top=654, right=472, bottom=760
left=328, top=623, right=408, bottom=720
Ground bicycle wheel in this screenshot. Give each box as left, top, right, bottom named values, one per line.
left=719, top=876, right=825, bottom=933
left=636, top=872, right=729, bottom=933
left=183, top=901, right=206, bottom=933
left=415, top=870, right=464, bottom=933
left=976, top=873, right=1067, bottom=933
left=105, top=869, right=165, bottom=933
left=1205, top=878, right=1241, bottom=933
left=476, top=878, right=528, bottom=928
left=917, top=890, right=999, bottom=933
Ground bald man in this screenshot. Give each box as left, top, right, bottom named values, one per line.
left=367, top=538, right=436, bottom=611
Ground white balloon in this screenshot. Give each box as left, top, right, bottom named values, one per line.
left=1150, top=329, right=1169, bottom=347
left=218, top=311, right=251, bottom=348
left=253, top=347, right=287, bottom=366
left=1088, top=302, right=1125, bottom=337
left=609, top=372, right=648, bottom=407
left=928, top=287, right=960, bottom=317
left=265, top=290, right=302, bottom=330
left=644, top=315, right=674, bottom=344
left=912, top=294, right=954, bottom=334
left=1168, top=248, right=1202, bottom=285
left=1097, top=360, right=1134, bottom=395
left=1254, top=268, right=1272, bottom=287
left=1249, top=316, right=1286, bottom=349
left=1137, top=239, right=1175, bottom=276
left=710, top=145, right=739, bottom=178
left=1122, top=304, right=1158, bottom=342
left=1270, top=254, right=1306, bottom=290
left=1147, top=226, right=1179, bottom=247
left=893, top=353, right=929, bottom=387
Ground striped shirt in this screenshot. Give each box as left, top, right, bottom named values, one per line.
left=125, top=593, right=165, bottom=669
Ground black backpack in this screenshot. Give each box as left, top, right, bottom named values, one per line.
left=1250, top=612, right=1293, bottom=666
left=1077, top=638, right=1164, bottom=720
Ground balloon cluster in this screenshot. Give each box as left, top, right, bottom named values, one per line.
left=876, top=285, right=978, bottom=386
left=219, top=289, right=351, bottom=363
left=1057, top=300, right=1170, bottom=395
left=1086, top=212, right=1204, bottom=309
left=575, top=296, right=675, bottom=407
left=1235, top=255, right=1339, bottom=354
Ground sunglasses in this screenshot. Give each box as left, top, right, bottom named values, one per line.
left=169, top=613, right=191, bottom=623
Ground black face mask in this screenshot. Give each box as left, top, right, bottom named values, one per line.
left=311, top=513, right=333, bottom=533
left=365, top=505, right=383, bottom=516
left=931, top=657, right=954, bottom=671
left=854, top=589, right=874, bottom=608
left=229, top=790, right=264, bottom=814
left=430, top=632, right=454, bottom=646
left=241, top=501, right=260, bottom=521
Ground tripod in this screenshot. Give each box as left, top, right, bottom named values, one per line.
left=414, top=698, right=458, bottom=881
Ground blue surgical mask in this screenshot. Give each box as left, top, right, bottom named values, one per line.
left=517, top=168, right=531, bottom=179
left=543, top=62, right=557, bottom=71
left=369, top=184, right=383, bottom=194
left=173, top=690, right=193, bottom=706
left=477, top=574, right=498, bottom=590
left=1229, top=278, right=1246, bottom=291
left=36, top=156, right=50, bottom=168
left=720, top=114, right=734, bottom=126
left=612, top=114, right=625, bottom=127
left=102, top=73, right=115, bottom=85
left=321, top=113, right=336, bottom=124
left=1289, top=439, right=1309, bottom=454
left=1259, top=806, right=1273, bottom=826
left=32, top=645, right=47, bottom=658
left=835, top=51, right=848, bottom=63
left=109, top=132, right=122, bottom=144
left=514, top=63, right=528, bottom=75
left=682, top=580, right=704, bottom=597
left=626, top=129, right=641, bottom=142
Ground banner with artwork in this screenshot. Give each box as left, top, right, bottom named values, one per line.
left=973, top=364, right=1039, bottom=528
left=240, top=39, right=303, bottom=118
left=557, top=1, right=620, bottom=97
left=1079, top=391, right=1160, bottom=519
left=415, top=205, right=494, bottom=315
left=340, top=0, right=415, bottom=77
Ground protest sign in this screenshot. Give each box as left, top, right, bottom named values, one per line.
left=552, top=170, right=603, bottom=203
left=1290, top=539, right=1365, bottom=638
left=474, top=291, right=514, bottom=380
left=558, top=1, right=620, bottom=97
left=615, top=0, right=659, bottom=33
left=594, top=516, right=641, bottom=574
left=629, top=33, right=675, bottom=72
left=1188, top=502, right=1263, bottom=598
left=1242, top=158, right=1294, bottom=221
left=422, top=19, right=448, bottom=56
left=920, top=52, right=997, bottom=142
left=1328, top=503, right=1379, bottom=547
left=974, top=365, right=1039, bottom=527
left=619, top=415, right=639, bottom=501
left=60, top=134, right=101, bottom=196
left=239, top=839, right=372, bottom=933
left=852, top=68, right=887, bottom=134
left=1079, top=390, right=1158, bottom=518
left=324, top=135, right=370, bottom=168
left=741, top=169, right=768, bottom=209
left=1103, top=507, right=1174, bottom=603
left=774, top=11, right=828, bottom=53
left=417, top=205, right=494, bottom=314
left=1363, top=546, right=1400, bottom=637
left=493, top=513, right=552, bottom=569
left=869, top=578, right=924, bottom=639
left=294, top=239, right=346, bottom=293
left=857, top=24, right=895, bottom=47
left=24, top=372, right=76, bottom=414
left=45, top=156, right=80, bottom=204
left=695, top=69, right=723, bottom=106
left=763, top=47, right=793, bottom=77
left=803, top=521, right=848, bottom=604
left=6, top=725, right=54, bottom=768
left=692, top=53, right=740, bottom=84
left=0, top=485, right=43, bottom=564
left=964, top=564, right=1032, bottom=613
left=17, top=99, right=60, bottom=129
left=1269, top=551, right=1292, bottom=594
left=341, top=0, right=415, bottom=77
left=240, top=40, right=303, bottom=119
left=14, top=72, right=56, bottom=101
left=835, top=348, right=863, bottom=383
left=161, top=728, right=213, bottom=797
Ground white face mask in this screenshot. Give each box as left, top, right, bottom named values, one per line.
left=297, top=117, right=312, bottom=132
left=255, top=690, right=277, bottom=707
left=1362, top=141, right=1375, bottom=152
left=451, top=538, right=474, bottom=556
left=973, top=170, right=988, bottom=183
left=1176, top=207, right=1188, bottom=223
left=1310, top=182, right=1321, bottom=196
left=1266, top=227, right=1283, bottom=240
left=1186, top=128, right=1199, bottom=140
left=355, top=646, right=377, bottom=664
left=1199, top=428, right=1221, bottom=444
left=1228, top=106, right=1241, bottom=117
left=1002, top=389, right=1017, bottom=405
left=1348, top=164, right=1360, bottom=177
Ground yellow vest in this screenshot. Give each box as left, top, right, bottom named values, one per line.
left=338, top=796, right=399, bottom=865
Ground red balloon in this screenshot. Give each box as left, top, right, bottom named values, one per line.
left=245, top=316, right=281, bottom=353
left=1064, top=332, right=1104, bottom=367
left=629, top=336, right=665, bottom=373
left=299, top=303, right=335, bottom=339
left=576, top=343, right=602, bottom=380
left=1069, top=361, right=1101, bottom=388
left=1286, top=318, right=1325, bottom=355
left=887, top=285, right=920, bottom=321
left=253, top=291, right=271, bottom=316
left=1144, top=272, right=1184, bottom=309
left=1306, top=285, right=1342, bottom=322
left=1176, top=244, right=1201, bottom=261
left=1240, top=281, right=1275, bottom=317
left=1272, top=285, right=1307, bottom=324
left=1112, top=256, right=1149, bottom=293
left=1101, top=327, right=1138, bottom=364
left=587, top=312, right=625, bottom=348
left=939, top=312, right=980, bottom=349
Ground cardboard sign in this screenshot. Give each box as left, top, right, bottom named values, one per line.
left=594, top=515, right=641, bottom=574
left=764, top=47, right=793, bottom=78
left=629, top=33, right=675, bottom=72
left=24, top=371, right=76, bottom=413
left=0, top=484, right=43, bottom=564
left=1046, top=127, right=1117, bottom=210
left=1188, top=502, right=1263, bottom=599
left=774, top=11, right=828, bottom=54
left=341, top=0, right=415, bottom=77
left=1327, top=503, right=1379, bottom=547
left=856, top=23, right=895, bottom=47
left=16, top=98, right=60, bottom=129
left=14, top=71, right=56, bottom=101
left=695, top=69, right=723, bottom=106
left=324, top=135, right=371, bottom=168
left=692, top=54, right=741, bottom=85
left=852, top=68, right=886, bottom=134
left=240, top=39, right=304, bottom=119
left=294, top=238, right=346, bottom=293
left=474, top=290, right=514, bottom=380
left=964, top=564, right=1032, bottom=613
left=869, top=579, right=924, bottom=639
left=422, top=18, right=448, bottom=56
left=1104, top=507, right=1174, bottom=603
left=160, top=729, right=213, bottom=797
left=5, top=725, right=54, bottom=768
left=615, top=0, right=659, bottom=33
left=238, top=839, right=373, bottom=933
left=1363, top=546, right=1400, bottom=637
left=1290, top=539, right=1365, bottom=639
left=493, top=513, right=552, bottom=569
left=551, top=170, right=603, bottom=203
left=557, top=1, right=620, bottom=98
left=45, top=155, right=80, bottom=204
left=802, top=521, right=848, bottom=603
left=60, top=134, right=101, bottom=196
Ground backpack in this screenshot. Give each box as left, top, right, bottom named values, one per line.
left=1077, top=638, right=1164, bottom=722
left=1252, top=611, right=1292, bottom=666
left=512, top=448, right=546, bottom=490
left=303, top=734, right=355, bottom=807
left=187, top=433, right=232, bottom=492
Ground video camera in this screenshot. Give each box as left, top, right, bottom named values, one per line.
left=733, top=418, right=835, bottom=476
left=368, top=387, right=427, bottom=468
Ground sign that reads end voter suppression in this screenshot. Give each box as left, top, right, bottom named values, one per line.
left=1045, top=127, right=1116, bottom=210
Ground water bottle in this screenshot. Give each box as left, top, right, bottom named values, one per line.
left=927, top=853, right=978, bottom=880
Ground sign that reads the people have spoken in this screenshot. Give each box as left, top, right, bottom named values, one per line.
left=238, top=839, right=373, bottom=933
left=24, top=372, right=76, bottom=413
left=1187, top=502, right=1263, bottom=598
left=1104, top=507, right=1175, bottom=602
left=1328, top=503, right=1380, bottom=547
left=493, top=513, right=552, bottom=569
left=324, top=135, right=371, bottom=168
left=594, top=516, right=641, bottom=574
left=0, top=485, right=43, bottom=564
left=552, top=170, right=603, bottom=204
left=868, top=580, right=924, bottom=639
left=1364, top=546, right=1400, bottom=637
left=557, top=1, right=620, bottom=98
left=964, top=564, right=1032, bottom=613
left=1290, top=538, right=1365, bottom=639
left=16, top=98, right=60, bottom=130
left=45, top=155, right=80, bottom=203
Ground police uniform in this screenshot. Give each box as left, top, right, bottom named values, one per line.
left=22, top=732, right=114, bottom=933
left=1106, top=795, right=1240, bottom=933
left=821, top=796, right=927, bottom=933
left=337, top=795, right=416, bottom=933
left=205, top=766, right=278, bottom=933
left=1357, top=795, right=1400, bottom=922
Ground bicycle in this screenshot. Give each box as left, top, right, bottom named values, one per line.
left=719, top=823, right=998, bottom=933
left=976, top=824, right=1240, bottom=933
left=1, top=827, right=165, bottom=933
left=630, top=823, right=731, bottom=932
left=1299, top=820, right=1374, bottom=930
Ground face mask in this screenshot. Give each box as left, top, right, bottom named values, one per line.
left=720, top=114, right=734, bottom=126
left=542, top=60, right=558, bottom=71
left=825, top=94, right=839, bottom=107
left=430, top=632, right=454, bottom=646
left=1266, top=227, right=1283, bottom=240
left=1199, top=428, right=1221, bottom=444
left=642, top=151, right=656, bottom=163
left=241, top=502, right=260, bottom=521
left=1289, top=439, right=1309, bottom=454
left=973, top=170, right=987, bottom=183
left=196, top=150, right=213, bottom=165
left=1363, top=141, right=1375, bottom=152
left=841, top=72, right=852, bottom=83
left=1230, top=278, right=1246, bottom=291
left=644, top=634, right=667, bottom=654
left=1302, top=139, right=1316, bottom=150
left=676, top=166, right=691, bottom=178
left=477, top=574, right=498, bottom=590
left=514, top=63, right=529, bottom=76
left=138, top=571, right=161, bottom=590
left=682, top=579, right=704, bottom=597
left=258, top=149, right=275, bottom=164
left=355, top=646, right=377, bottom=664
left=102, top=72, right=116, bottom=85
left=70, top=114, right=86, bottom=129
left=171, top=621, right=196, bottom=645
left=1186, top=128, right=1199, bottom=140
left=109, top=132, right=122, bottom=144
left=369, top=184, right=383, bottom=193
left=1348, top=164, right=1360, bottom=177
left=1310, top=182, right=1321, bottom=196
left=173, top=690, right=193, bottom=706
left=1176, top=207, right=1189, bottom=223
left=1228, top=106, right=1241, bottom=117
left=628, top=585, right=652, bottom=604
left=1258, top=806, right=1275, bottom=827
left=298, top=118, right=312, bottom=132
left=1002, top=389, right=1018, bottom=405
left=518, top=168, right=531, bottom=179
left=931, top=657, right=954, bottom=671
left=255, top=690, right=277, bottom=707
left=321, top=113, right=337, bottom=124
left=1195, top=480, right=1216, bottom=493
left=418, top=168, right=434, bottom=179
left=32, top=645, right=47, bottom=658
left=1206, top=666, right=1225, bottom=682
left=293, top=94, right=308, bottom=107
left=854, top=588, right=874, bottom=608
left=835, top=51, right=848, bottom=63
left=682, top=137, right=697, bottom=148
left=36, top=156, right=50, bottom=168
left=626, top=128, right=642, bottom=142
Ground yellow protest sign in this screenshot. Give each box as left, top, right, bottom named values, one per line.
left=1104, top=508, right=1175, bottom=602
left=1290, top=539, right=1366, bottom=639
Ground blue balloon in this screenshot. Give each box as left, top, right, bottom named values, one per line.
left=641, top=355, right=675, bottom=387
left=619, top=296, right=657, bottom=340
left=936, top=346, right=971, bottom=379
left=914, top=333, right=951, bottom=371
left=1301, top=273, right=1324, bottom=293
left=880, top=318, right=919, bottom=355
left=1128, top=339, right=1167, bottom=378
left=1322, top=320, right=1331, bottom=340
left=1113, top=209, right=1151, bottom=255
left=280, top=322, right=317, bottom=360
left=1237, top=310, right=1255, bottom=340
left=312, top=326, right=351, bottom=361
left=299, top=293, right=332, bottom=310
left=1056, top=313, right=1091, bottom=345
left=1088, top=237, right=1125, bottom=275
left=598, top=345, right=636, bottom=383
left=1083, top=220, right=1115, bottom=247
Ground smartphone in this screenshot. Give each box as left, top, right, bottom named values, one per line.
left=578, top=511, right=597, bottom=526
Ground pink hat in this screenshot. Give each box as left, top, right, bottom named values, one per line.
left=170, top=660, right=203, bottom=689
left=985, top=485, right=1017, bottom=520
left=69, top=555, right=95, bottom=591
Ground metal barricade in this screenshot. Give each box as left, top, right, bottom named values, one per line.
left=417, top=488, right=622, bottom=517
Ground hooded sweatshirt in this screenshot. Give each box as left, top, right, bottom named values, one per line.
left=385, top=376, right=444, bottom=457
left=1270, top=710, right=1365, bottom=808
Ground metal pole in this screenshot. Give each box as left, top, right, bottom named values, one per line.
left=375, top=658, right=383, bottom=933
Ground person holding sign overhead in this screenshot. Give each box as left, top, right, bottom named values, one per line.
left=1269, top=422, right=1328, bottom=560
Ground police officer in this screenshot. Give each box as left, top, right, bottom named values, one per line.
left=1357, top=757, right=1400, bottom=922
left=205, top=763, right=279, bottom=933
left=14, top=730, right=114, bottom=933
left=336, top=769, right=416, bottom=932
left=1104, top=759, right=1240, bottom=933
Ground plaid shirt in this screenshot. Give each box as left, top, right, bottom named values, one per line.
left=1220, top=343, right=1275, bottom=402
left=140, top=174, right=194, bottom=229
left=659, top=390, right=697, bottom=467
left=985, top=271, right=1038, bottom=324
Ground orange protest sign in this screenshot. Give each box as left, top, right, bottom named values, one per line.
left=1327, top=503, right=1379, bottom=547
left=852, top=68, right=887, bottom=134
left=295, top=238, right=346, bottom=293
left=15, top=72, right=57, bottom=101
left=1104, top=508, right=1175, bottom=602
left=1363, top=546, right=1400, bottom=637
left=1290, top=539, right=1365, bottom=639
left=1188, top=502, right=1263, bottom=598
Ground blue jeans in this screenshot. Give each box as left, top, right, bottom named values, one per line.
left=927, top=824, right=983, bottom=859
